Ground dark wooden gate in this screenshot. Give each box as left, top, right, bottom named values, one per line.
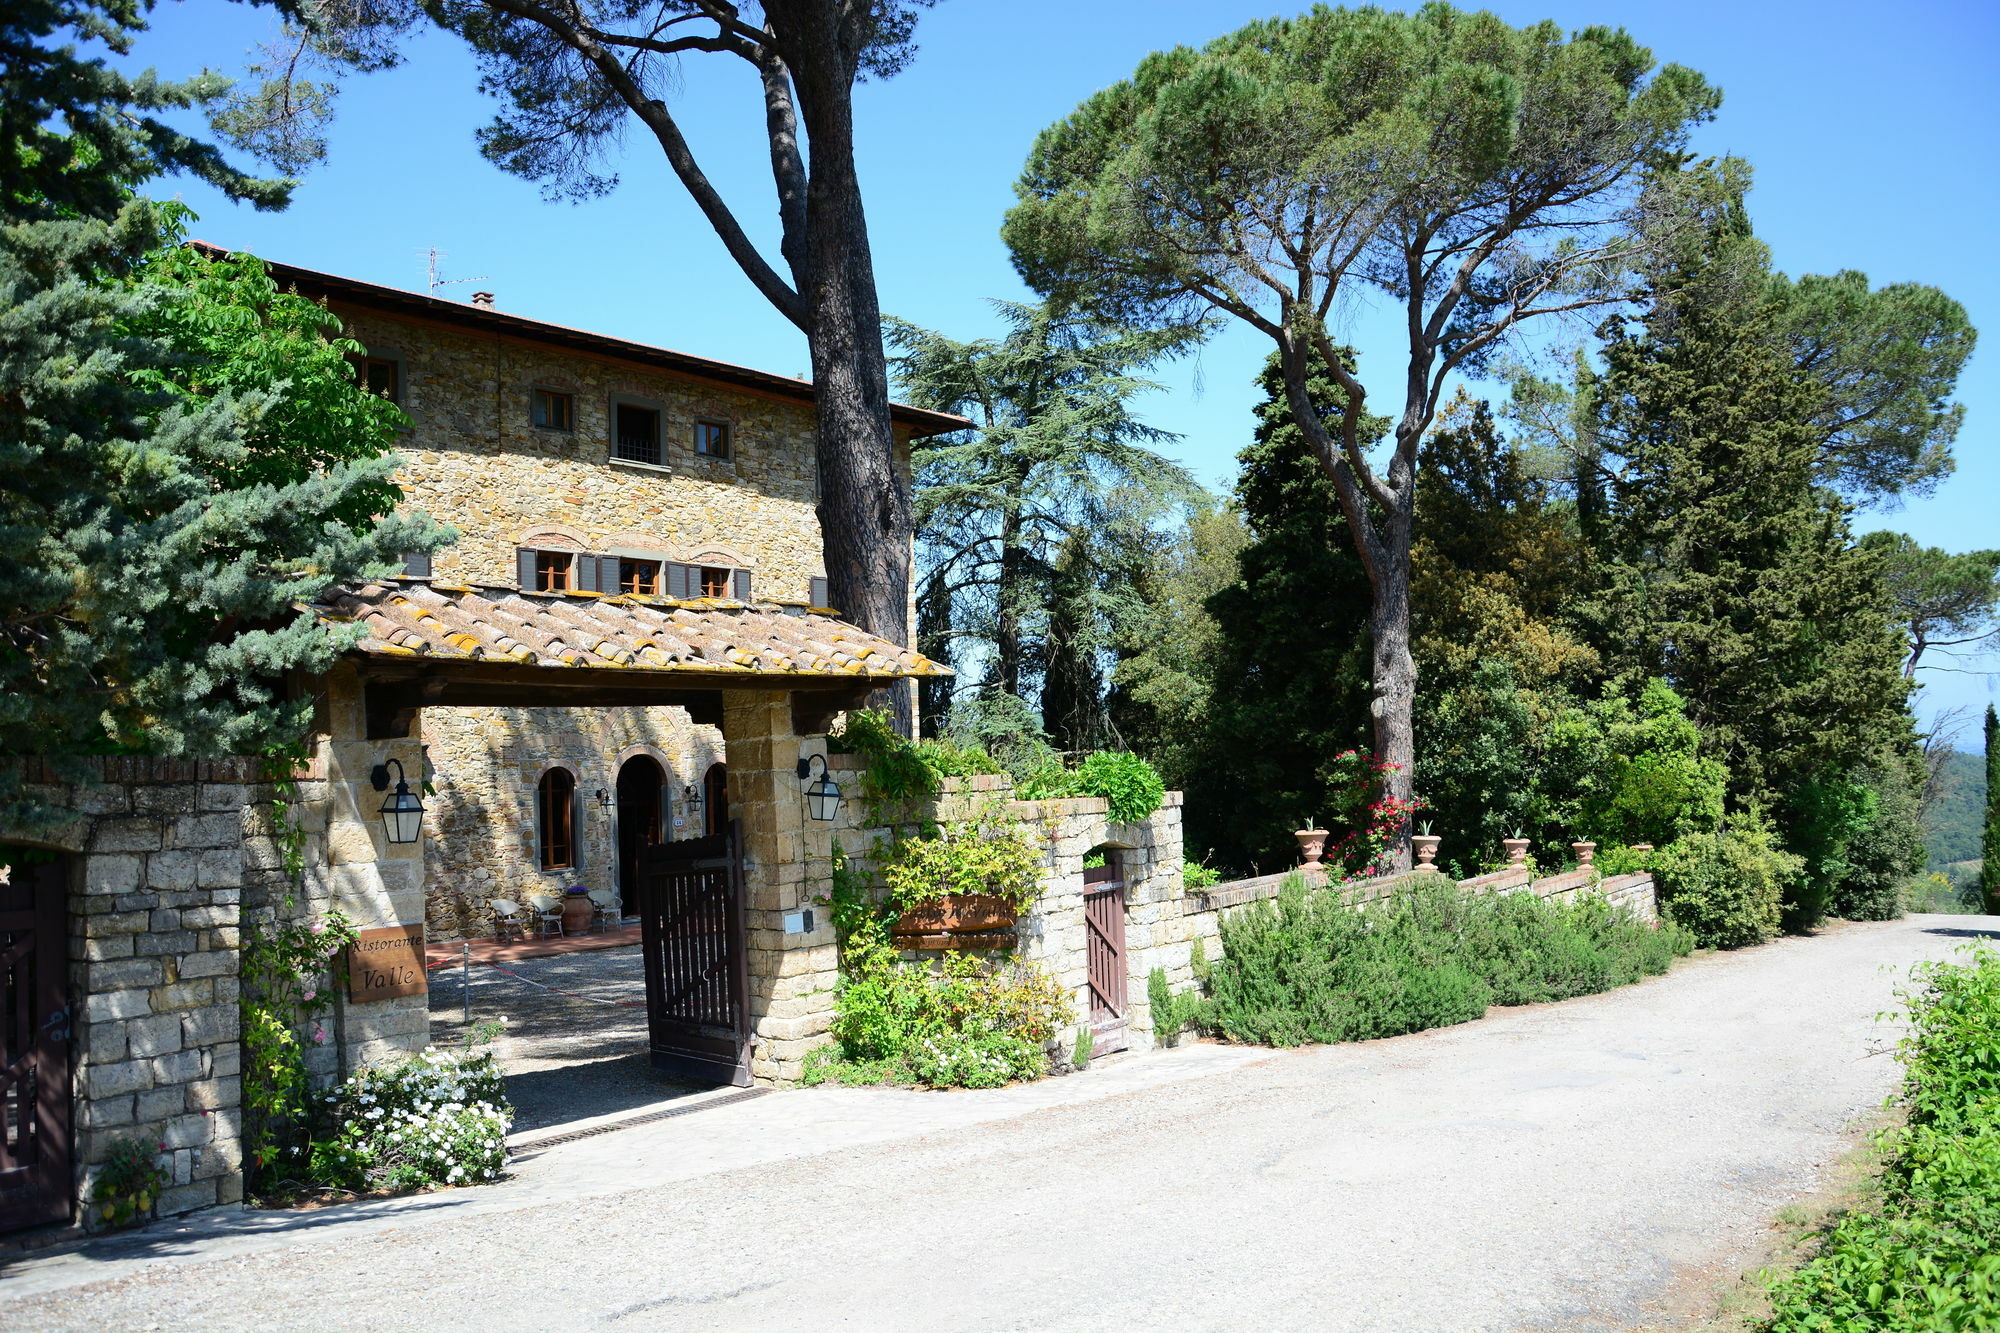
left=637, top=822, right=751, bottom=1086
left=0, top=855, right=73, bottom=1233
left=1084, top=859, right=1129, bottom=1057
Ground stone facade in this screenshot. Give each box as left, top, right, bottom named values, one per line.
left=4, top=759, right=255, bottom=1229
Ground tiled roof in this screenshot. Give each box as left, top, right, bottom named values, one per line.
left=317, top=580, right=950, bottom=680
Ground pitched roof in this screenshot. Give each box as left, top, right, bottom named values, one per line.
left=189, top=243, right=970, bottom=438
left=317, top=580, right=949, bottom=682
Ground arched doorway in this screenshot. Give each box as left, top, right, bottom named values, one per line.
left=702, top=762, right=729, bottom=838
left=615, top=755, right=667, bottom=915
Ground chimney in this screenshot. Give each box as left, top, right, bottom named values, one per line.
left=471, top=291, right=495, bottom=309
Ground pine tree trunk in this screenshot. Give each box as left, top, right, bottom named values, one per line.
left=788, top=38, right=913, bottom=734
left=995, top=498, right=1026, bottom=699
left=1367, top=525, right=1418, bottom=871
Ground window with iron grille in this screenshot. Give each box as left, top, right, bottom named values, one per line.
left=614, top=402, right=662, bottom=465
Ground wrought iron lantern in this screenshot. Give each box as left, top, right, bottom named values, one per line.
left=369, top=757, right=426, bottom=844
left=795, top=754, right=842, bottom=822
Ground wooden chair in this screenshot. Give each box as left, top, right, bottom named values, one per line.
left=587, top=888, right=622, bottom=932
left=490, top=899, right=527, bottom=943
left=527, top=893, right=564, bottom=938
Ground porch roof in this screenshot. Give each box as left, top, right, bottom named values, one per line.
left=317, top=579, right=949, bottom=684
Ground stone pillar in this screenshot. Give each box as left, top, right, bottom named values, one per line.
left=720, top=690, right=838, bottom=1085
left=318, top=664, right=430, bottom=1073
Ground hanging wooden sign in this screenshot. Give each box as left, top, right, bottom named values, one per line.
left=347, top=923, right=428, bottom=1002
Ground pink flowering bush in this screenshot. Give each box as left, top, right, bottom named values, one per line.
left=1318, top=750, right=1419, bottom=880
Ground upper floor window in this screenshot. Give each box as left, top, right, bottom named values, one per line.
left=362, top=357, right=401, bottom=404
left=698, top=566, right=732, bottom=598
left=615, top=402, right=662, bottom=465
left=533, top=389, right=574, bottom=431
left=620, top=559, right=661, bottom=596
left=535, top=550, right=573, bottom=592
left=694, top=419, right=731, bottom=459
left=537, top=767, right=577, bottom=870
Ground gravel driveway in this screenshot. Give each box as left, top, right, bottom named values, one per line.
left=6, top=914, right=1993, bottom=1332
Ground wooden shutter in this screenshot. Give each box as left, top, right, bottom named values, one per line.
left=809, top=576, right=829, bottom=608
left=732, top=568, right=751, bottom=602
left=576, top=553, right=600, bottom=593
left=517, top=547, right=537, bottom=591
left=402, top=550, right=433, bottom=579
left=666, top=562, right=693, bottom=600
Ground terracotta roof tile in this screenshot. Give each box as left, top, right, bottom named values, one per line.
left=318, top=581, right=950, bottom=681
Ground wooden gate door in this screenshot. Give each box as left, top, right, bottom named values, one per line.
left=637, top=822, right=751, bottom=1086
left=0, top=856, right=73, bottom=1233
left=1083, top=860, right=1129, bottom=1057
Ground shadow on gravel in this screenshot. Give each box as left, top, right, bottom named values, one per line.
left=1925, top=926, right=2000, bottom=939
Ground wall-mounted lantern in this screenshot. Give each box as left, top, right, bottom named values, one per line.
left=682, top=783, right=702, bottom=816
left=369, top=757, right=426, bottom=845
left=593, top=788, right=613, bottom=810
left=795, top=754, right=842, bottom=822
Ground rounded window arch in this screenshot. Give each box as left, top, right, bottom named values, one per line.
left=537, top=766, right=579, bottom=871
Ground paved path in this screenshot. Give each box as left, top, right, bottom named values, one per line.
left=5, top=914, right=1993, bottom=1332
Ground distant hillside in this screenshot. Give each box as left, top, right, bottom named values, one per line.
left=1926, top=747, right=1987, bottom=868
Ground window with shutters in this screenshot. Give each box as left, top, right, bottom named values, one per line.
left=537, top=767, right=577, bottom=870
left=810, top=576, right=830, bottom=607
left=699, top=566, right=731, bottom=598
left=613, top=401, right=662, bottom=465
left=694, top=419, right=731, bottom=458
left=532, top=388, right=574, bottom=431
left=620, top=559, right=661, bottom=595
left=535, top=550, right=574, bottom=592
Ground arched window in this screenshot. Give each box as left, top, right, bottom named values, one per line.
left=537, top=767, right=577, bottom=870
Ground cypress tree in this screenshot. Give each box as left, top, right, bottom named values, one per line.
left=1984, top=705, right=1999, bottom=915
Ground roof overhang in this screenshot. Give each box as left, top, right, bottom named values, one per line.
left=191, top=243, right=971, bottom=438
left=318, top=579, right=949, bottom=737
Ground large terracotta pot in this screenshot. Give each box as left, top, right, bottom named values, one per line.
left=1570, top=841, right=1597, bottom=868
left=561, top=893, right=594, bottom=935
left=1294, top=829, right=1328, bottom=868
left=1502, top=838, right=1530, bottom=866
left=1411, top=835, right=1442, bottom=870
left=892, top=893, right=1019, bottom=938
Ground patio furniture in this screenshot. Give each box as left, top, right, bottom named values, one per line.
left=588, top=888, right=622, bottom=932
left=527, top=893, right=565, bottom=938
left=490, top=899, right=527, bottom=943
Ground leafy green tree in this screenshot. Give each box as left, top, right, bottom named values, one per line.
left=1, top=1, right=449, bottom=831
left=1003, top=5, right=1719, bottom=853
left=1859, top=532, right=2000, bottom=677
left=220, top=1, right=940, bottom=723
left=887, top=301, right=1197, bottom=745
left=1595, top=187, right=1914, bottom=925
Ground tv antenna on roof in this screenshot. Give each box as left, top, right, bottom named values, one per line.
left=422, top=247, right=489, bottom=297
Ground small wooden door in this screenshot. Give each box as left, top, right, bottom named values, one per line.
left=1084, top=859, right=1129, bottom=1058
left=0, top=856, right=73, bottom=1233
left=637, top=822, right=751, bottom=1086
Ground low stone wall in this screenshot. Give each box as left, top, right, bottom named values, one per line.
left=4, top=759, right=254, bottom=1229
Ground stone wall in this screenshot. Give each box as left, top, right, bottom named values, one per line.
left=4, top=759, right=254, bottom=1229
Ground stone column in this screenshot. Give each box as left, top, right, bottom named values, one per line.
left=318, top=664, right=431, bottom=1073
left=720, top=690, right=838, bottom=1085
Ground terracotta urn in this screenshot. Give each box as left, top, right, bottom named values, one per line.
left=1294, top=829, right=1329, bottom=868
left=1502, top=838, right=1530, bottom=866
left=892, top=893, right=1019, bottom=939
left=1411, top=834, right=1442, bottom=870
left=1570, top=841, right=1597, bottom=868
left=1629, top=843, right=1654, bottom=854
left=560, top=892, right=594, bottom=934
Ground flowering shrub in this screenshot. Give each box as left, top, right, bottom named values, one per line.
left=1320, top=750, right=1418, bottom=879
left=91, top=1137, right=169, bottom=1228
left=241, top=910, right=357, bottom=1182
left=312, top=1045, right=512, bottom=1193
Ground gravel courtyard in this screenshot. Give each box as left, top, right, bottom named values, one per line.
left=5, top=914, right=1993, bottom=1332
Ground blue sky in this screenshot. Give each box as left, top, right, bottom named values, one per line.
left=135, top=0, right=1998, bottom=735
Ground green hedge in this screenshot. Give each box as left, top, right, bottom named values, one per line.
left=1761, top=942, right=2000, bottom=1330
left=1198, top=876, right=1692, bottom=1047
left=1653, top=828, right=1801, bottom=950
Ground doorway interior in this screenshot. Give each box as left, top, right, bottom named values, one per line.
left=615, top=753, right=668, bottom=917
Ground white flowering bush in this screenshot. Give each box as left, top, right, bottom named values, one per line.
left=311, top=1046, right=512, bottom=1193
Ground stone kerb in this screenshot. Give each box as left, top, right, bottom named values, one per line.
left=5, top=764, right=251, bottom=1229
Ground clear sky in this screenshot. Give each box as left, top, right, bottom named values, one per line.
left=133, top=0, right=1999, bottom=735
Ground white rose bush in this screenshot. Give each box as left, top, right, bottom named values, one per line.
left=311, top=1045, right=512, bottom=1193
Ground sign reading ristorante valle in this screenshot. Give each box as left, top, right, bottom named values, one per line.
left=347, top=923, right=427, bottom=1002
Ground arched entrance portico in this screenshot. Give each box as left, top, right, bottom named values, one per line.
left=615, top=754, right=668, bottom=916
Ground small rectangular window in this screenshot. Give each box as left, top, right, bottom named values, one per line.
left=532, top=389, right=574, bottom=431
left=362, top=357, right=400, bottom=404
left=699, top=566, right=731, bottom=598
left=620, top=559, right=661, bottom=596
left=535, top=550, right=573, bottom=592
left=615, top=403, right=662, bottom=465
left=694, top=419, right=731, bottom=458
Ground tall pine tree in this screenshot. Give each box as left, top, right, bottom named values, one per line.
left=1596, top=190, right=1915, bottom=925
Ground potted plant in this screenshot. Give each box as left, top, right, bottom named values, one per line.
left=1294, top=820, right=1328, bottom=869
left=1501, top=829, right=1530, bottom=866
left=560, top=884, right=594, bottom=934
left=885, top=821, right=1043, bottom=947
left=1411, top=821, right=1442, bottom=870
left=1570, top=840, right=1598, bottom=868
